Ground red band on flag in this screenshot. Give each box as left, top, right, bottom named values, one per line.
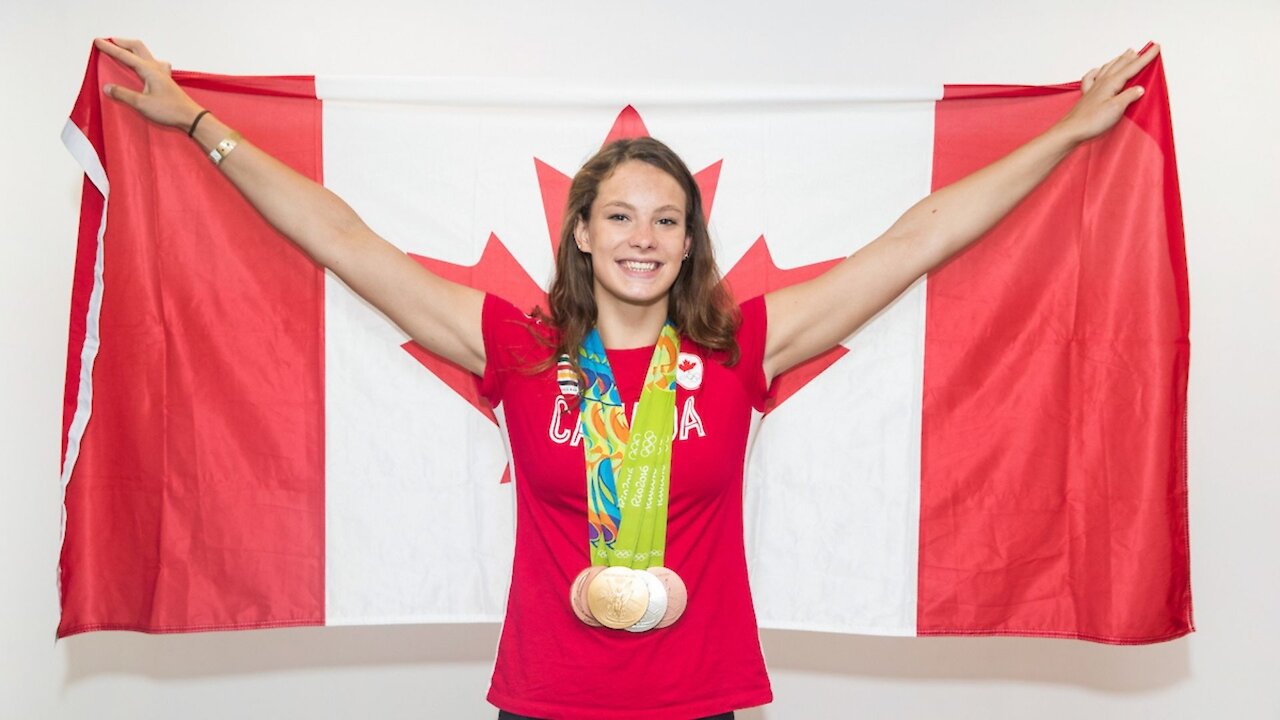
left=918, top=55, right=1193, bottom=643
left=58, top=46, right=326, bottom=637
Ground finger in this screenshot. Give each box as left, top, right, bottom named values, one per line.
left=1094, top=49, right=1145, bottom=97
left=103, top=82, right=145, bottom=110
left=1107, top=48, right=1142, bottom=78
left=1115, top=43, right=1160, bottom=83
left=110, top=37, right=156, bottom=62
left=93, top=37, right=146, bottom=70
left=1091, top=62, right=1120, bottom=90
left=1081, top=68, right=1100, bottom=93
left=1113, top=84, right=1145, bottom=108
left=1096, top=50, right=1130, bottom=80
left=1110, top=48, right=1145, bottom=78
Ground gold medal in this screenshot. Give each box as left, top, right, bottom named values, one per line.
left=646, top=566, right=687, bottom=628
left=570, top=566, right=604, bottom=626
left=573, top=565, right=687, bottom=631
left=587, top=566, right=649, bottom=629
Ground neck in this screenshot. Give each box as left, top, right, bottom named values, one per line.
left=595, top=294, right=671, bottom=349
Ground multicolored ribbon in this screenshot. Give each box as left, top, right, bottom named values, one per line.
left=577, top=324, right=679, bottom=568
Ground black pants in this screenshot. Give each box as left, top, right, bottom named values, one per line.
left=498, top=711, right=734, bottom=720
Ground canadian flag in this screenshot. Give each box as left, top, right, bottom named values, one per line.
left=58, top=44, right=1191, bottom=642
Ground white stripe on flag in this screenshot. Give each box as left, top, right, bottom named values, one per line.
left=315, top=76, right=942, bottom=106
left=319, top=86, right=942, bottom=633
left=58, top=119, right=111, bottom=602
left=738, top=100, right=938, bottom=635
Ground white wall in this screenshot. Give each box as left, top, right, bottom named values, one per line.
left=4, top=1, right=1276, bottom=717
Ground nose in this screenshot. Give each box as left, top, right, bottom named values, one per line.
left=630, top=222, right=657, bottom=250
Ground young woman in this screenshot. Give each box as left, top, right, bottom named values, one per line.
left=92, top=37, right=1159, bottom=720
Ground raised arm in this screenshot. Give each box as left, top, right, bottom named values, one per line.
left=762, top=44, right=1160, bottom=384
left=94, top=38, right=487, bottom=375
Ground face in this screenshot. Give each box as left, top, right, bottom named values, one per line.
left=574, top=160, right=692, bottom=313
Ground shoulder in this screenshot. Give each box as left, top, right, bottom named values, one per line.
left=479, top=293, right=558, bottom=404
left=693, top=295, right=771, bottom=410
left=483, top=293, right=557, bottom=344
left=736, top=295, right=766, bottom=337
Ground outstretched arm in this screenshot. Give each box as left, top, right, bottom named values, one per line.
left=762, top=44, right=1160, bottom=384
left=94, top=38, right=487, bottom=375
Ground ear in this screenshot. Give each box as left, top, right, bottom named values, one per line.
left=683, top=234, right=692, bottom=257
left=575, top=217, right=590, bottom=253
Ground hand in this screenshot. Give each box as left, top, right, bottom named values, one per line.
left=93, top=38, right=205, bottom=131
left=1055, top=44, right=1160, bottom=144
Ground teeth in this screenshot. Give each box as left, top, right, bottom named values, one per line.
left=621, top=261, right=659, bottom=272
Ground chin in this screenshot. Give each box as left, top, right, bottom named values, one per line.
left=596, top=276, right=676, bottom=309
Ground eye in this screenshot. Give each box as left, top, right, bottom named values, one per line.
left=657, top=217, right=681, bottom=226
left=608, top=213, right=629, bottom=222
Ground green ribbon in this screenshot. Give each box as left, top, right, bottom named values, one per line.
left=577, top=323, right=679, bottom=568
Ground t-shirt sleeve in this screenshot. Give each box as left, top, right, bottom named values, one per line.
left=478, top=293, right=549, bottom=407
left=735, top=295, right=776, bottom=412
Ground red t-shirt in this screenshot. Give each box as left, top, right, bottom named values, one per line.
left=478, top=293, right=774, bottom=720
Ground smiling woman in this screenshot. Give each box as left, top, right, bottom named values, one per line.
left=85, top=34, right=1162, bottom=720
left=579, top=161, right=692, bottom=318
left=537, top=138, right=741, bottom=388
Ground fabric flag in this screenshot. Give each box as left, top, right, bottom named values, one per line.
left=58, top=44, right=1192, bottom=643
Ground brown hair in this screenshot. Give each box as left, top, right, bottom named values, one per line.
left=529, top=137, right=739, bottom=378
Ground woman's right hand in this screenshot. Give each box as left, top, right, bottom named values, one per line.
left=94, top=38, right=204, bottom=131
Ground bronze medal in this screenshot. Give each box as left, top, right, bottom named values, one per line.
left=587, top=566, right=650, bottom=629
left=570, top=566, right=604, bottom=627
left=646, top=566, right=688, bottom=628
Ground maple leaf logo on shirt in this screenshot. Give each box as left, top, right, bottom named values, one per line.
left=401, top=106, right=847, bottom=482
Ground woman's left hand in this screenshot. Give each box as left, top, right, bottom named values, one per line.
left=1055, top=44, right=1160, bottom=144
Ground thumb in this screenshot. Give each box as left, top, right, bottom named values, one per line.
left=1117, top=84, right=1145, bottom=107
left=103, top=83, right=144, bottom=111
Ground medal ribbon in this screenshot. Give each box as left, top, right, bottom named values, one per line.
left=577, top=323, right=679, bottom=569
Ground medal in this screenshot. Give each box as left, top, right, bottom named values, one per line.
left=571, top=564, right=687, bottom=631
left=569, top=566, right=604, bottom=627
left=571, top=323, right=689, bottom=632
left=646, top=566, right=687, bottom=629
left=587, top=567, right=650, bottom=629
left=625, top=568, right=668, bottom=633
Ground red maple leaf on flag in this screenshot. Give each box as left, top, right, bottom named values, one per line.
left=404, top=106, right=848, bottom=482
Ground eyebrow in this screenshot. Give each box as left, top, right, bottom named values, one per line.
left=601, top=201, right=685, bottom=215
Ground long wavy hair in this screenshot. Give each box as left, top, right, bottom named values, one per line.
left=529, top=137, right=740, bottom=380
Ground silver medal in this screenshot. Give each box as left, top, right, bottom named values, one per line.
left=626, top=567, right=668, bottom=632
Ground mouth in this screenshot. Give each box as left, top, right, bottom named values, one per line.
left=618, top=259, right=662, bottom=275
